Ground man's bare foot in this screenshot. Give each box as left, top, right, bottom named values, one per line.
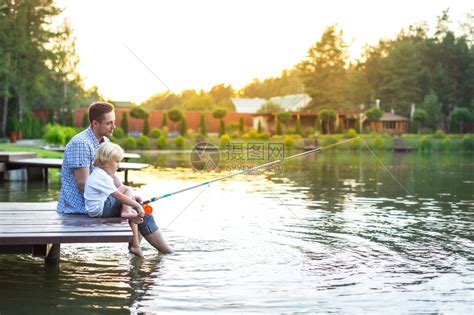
left=128, top=244, right=144, bottom=257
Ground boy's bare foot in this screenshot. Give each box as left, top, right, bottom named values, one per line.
left=121, top=209, right=138, bottom=219
left=128, top=244, right=144, bottom=257
left=128, top=217, right=143, bottom=224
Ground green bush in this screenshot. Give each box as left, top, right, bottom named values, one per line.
left=351, top=137, right=362, bottom=150
left=372, top=135, right=385, bottom=150
left=220, top=134, right=231, bottom=147
left=150, top=128, right=161, bottom=139
left=122, top=136, right=137, bottom=150
left=284, top=135, right=294, bottom=149
left=346, top=128, right=357, bottom=138
left=322, top=136, right=337, bottom=146
left=438, top=136, right=453, bottom=151
left=63, top=127, right=79, bottom=144
left=433, top=129, right=445, bottom=139
left=461, top=135, right=474, bottom=151
left=43, top=124, right=65, bottom=145
left=175, top=135, right=185, bottom=148
left=157, top=135, right=167, bottom=149
left=161, top=127, right=169, bottom=137
left=137, top=135, right=150, bottom=149
left=418, top=136, right=432, bottom=151
left=257, top=132, right=270, bottom=140
left=245, top=130, right=258, bottom=139
left=114, top=127, right=124, bottom=138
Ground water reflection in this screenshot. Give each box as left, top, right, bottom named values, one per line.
left=0, top=151, right=473, bottom=313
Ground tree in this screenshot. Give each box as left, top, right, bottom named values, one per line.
left=318, top=109, right=337, bottom=134
left=276, top=120, right=283, bottom=135
left=412, top=109, right=428, bottom=134
left=168, top=109, right=183, bottom=123
left=365, top=107, right=383, bottom=121
left=295, top=117, right=302, bottom=135
left=199, top=114, right=207, bottom=136
left=257, top=119, right=262, bottom=133
left=420, top=90, right=442, bottom=131
left=161, top=112, right=168, bottom=128
left=257, top=102, right=283, bottom=114
left=213, top=108, right=227, bottom=136
left=450, top=107, right=472, bottom=133
left=219, top=119, right=226, bottom=136
left=129, top=106, right=149, bottom=120
left=143, top=117, right=150, bottom=136
left=239, top=69, right=303, bottom=99
left=82, top=112, right=89, bottom=128
left=239, top=117, right=244, bottom=135
left=299, top=25, right=349, bottom=110
left=121, top=112, right=129, bottom=135
left=0, top=0, right=89, bottom=137
left=180, top=116, right=188, bottom=136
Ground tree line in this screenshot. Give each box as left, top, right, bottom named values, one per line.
left=1, top=3, right=473, bottom=138
left=0, top=0, right=100, bottom=137
left=141, top=10, right=473, bottom=131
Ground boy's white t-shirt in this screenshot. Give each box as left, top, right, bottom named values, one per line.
left=84, top=167, right=118, bottom=217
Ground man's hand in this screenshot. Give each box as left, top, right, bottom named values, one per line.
left=133, top=195, right=143, bottom=204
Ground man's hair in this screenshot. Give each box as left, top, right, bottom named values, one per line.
left=94, top=142, right=124, bottom=167
left=88, top=102, right=114, bottom=123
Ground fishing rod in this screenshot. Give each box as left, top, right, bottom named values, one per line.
left=141, top=137, right=356, bottom=205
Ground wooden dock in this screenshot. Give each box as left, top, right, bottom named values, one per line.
left=0, top=202, right=132, bottom=264
left=43, top=146, right=141, bottom=161
left=1, top=152, right=148, bottom=183
left=393, top=137, right=416, bottom=152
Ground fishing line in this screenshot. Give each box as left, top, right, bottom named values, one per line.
left=162, top=184, right=210, bottom=230
left=142, top=137, right=356, bottom=205
left=359, top=137, right=413, bottom=196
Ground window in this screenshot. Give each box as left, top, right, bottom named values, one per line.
left=383, top=121, right=396, bottom=129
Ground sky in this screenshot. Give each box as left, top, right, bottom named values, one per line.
left=55, top=0, right=473, bottom=104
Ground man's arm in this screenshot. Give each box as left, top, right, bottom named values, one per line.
left=73, top=167, right=89, bottom=192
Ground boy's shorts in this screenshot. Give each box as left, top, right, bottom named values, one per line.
left=101, top=194, right=159, bottom=236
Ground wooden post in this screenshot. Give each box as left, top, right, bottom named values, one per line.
left=45, top=244, right=60, bottom=265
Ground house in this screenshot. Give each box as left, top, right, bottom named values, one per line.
left=230, top=98, right=267, bottom=114
left=366, top=112, right=409, bottom=134
left=268, top=94, right=312, bottom=112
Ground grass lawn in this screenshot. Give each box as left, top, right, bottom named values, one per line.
left=0, top=143, right=64, bottom=158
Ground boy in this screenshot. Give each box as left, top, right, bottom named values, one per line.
left=85, top=142, right=145, bottom=257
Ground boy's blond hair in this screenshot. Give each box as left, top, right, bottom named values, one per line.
left=93, top=142, right=124, bottom=167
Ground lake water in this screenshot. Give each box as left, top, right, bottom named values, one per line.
left=0, top=150, right=473, bottom=314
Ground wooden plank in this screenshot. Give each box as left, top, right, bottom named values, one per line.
left=118, top=162, right=148, bottom=171
left=0, top=226, right=131, bottom=232
left=0, top=231, right=132, bottom=245
left=0, top=245, right=34, bottom=254
left=0, top=202, right=57, bottom=211
left=9, top=158, right=62, bottom=167
left=8, top=159, right=148, bottom=171
left=43, top=146, right=140, bottom=160
left=0, top=152, right=37, bottom=162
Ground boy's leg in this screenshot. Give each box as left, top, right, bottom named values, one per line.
left=118, top=186, right=140, bottom=219
left=128, top=221, right=144, bottom=257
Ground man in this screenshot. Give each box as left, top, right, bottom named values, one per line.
left=57, top=102, right=172, bottom=254
left=58, top=102, right=116, bottom=213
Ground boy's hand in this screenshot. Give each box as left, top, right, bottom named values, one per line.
left=135, top=205, right=145, bottom=218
